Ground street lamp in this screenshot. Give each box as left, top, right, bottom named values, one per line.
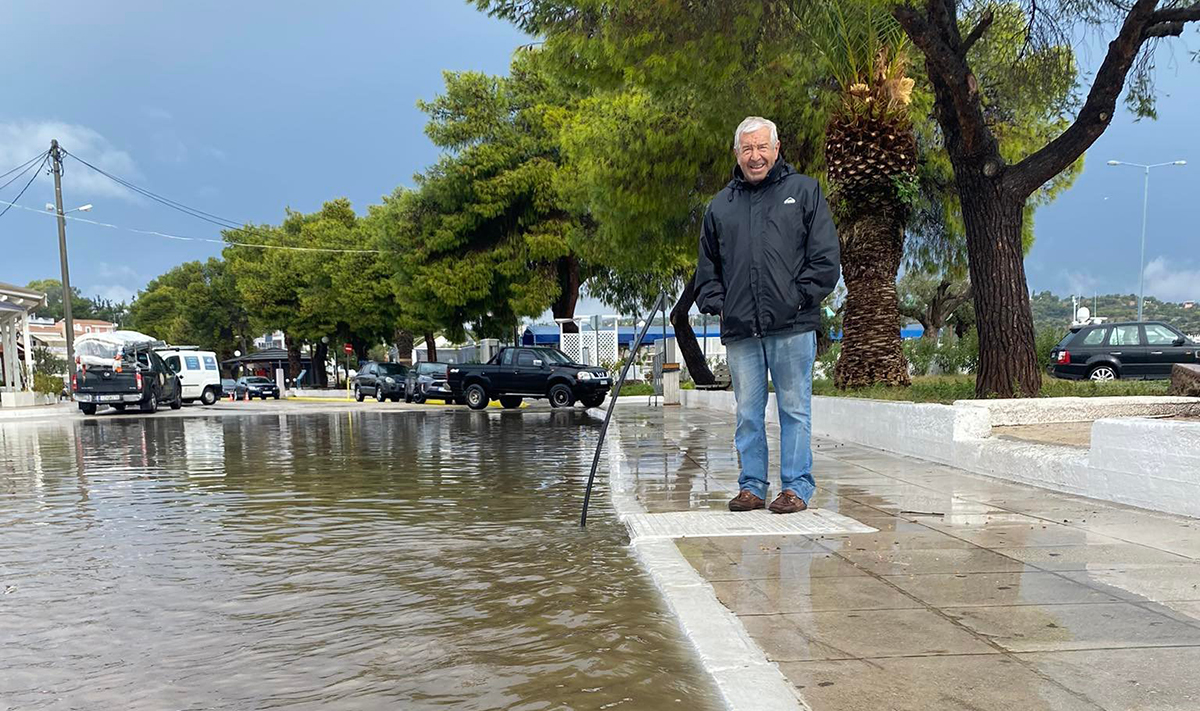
left=46, top=203, right=92, bottom=214
left=1107, top=159, right=1187, bottom=321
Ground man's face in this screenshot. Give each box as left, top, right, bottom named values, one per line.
left=735, top=126, right=779, bottom=184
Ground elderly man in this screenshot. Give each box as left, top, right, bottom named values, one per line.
left=695, top=116, right=840, bottom=514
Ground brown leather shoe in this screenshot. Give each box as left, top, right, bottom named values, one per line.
left=728, top=490, right=765, bottom=512
left=768, top=490, right=808, bottom=514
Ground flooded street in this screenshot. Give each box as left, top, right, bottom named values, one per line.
left=0, top=410, right=721, bottom=710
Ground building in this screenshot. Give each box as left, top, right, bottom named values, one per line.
left=26, top=317, right=116, bottom=362
left=0, top=282, right=48, bottom=407
left=254, top=330, right=287, bottom=350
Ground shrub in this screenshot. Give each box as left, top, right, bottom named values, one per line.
left=816, top=342, right=840, bottom=380
left=903, top=337, right=938, bottom=376
left=33, top=372, right=64, bottom=398
left=1035, top=326, right=1066, bottom=370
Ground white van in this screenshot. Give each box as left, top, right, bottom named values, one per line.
left=156, top=347, right=223, bottom=405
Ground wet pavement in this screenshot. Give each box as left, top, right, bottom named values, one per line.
left=611, top=405, right=1200, bottom=711
left=0, top=408, right=722, bottom=710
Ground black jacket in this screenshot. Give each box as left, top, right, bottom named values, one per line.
left=695, top=160, right=840, bottom=343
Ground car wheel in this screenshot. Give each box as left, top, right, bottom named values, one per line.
left=412, top=391, right=426, bottom=404
left=354, top=385, right=364, bottom=402
left=273, top=394, right=280, bottom=400
left=80, top=402, right=97, bottom=415
left=141, top=392, right=158, bottom=414
left=170, top=393, right=183, bottom=410
left=581, top=394, right=606, bottom=409
left=376, top=388, right=387, bottom=403
left=549, top=383, right=575, bottom=408
left=200, top=387, right=218, bottom=406
left=465, top=384, right=489, bottom=411
left=499, top=396, right=523, bottom=409
left=1089, top=365, right=1118, bottom=382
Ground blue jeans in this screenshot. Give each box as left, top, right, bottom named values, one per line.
left=726, top=330, right=817, bottom=503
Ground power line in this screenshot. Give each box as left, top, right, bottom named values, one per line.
left=0, top=197, right=384, bottom=254
left=0, top=151, right=49, bottom=186
left=0, top=155, right=49, bottom=220
left=62, top=149, right=246, bottom=230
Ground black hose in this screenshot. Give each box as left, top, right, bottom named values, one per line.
left=580, top=292, right=669, bottom=527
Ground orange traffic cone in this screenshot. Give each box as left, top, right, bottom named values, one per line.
left=243, top=389, right=250, bottom=402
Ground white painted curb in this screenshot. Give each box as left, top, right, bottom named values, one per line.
left=605, top=421, right=811, bottom=711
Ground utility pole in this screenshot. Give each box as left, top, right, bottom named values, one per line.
left=50, top=140, right=76, bottom=379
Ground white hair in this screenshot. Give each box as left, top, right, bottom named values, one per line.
left=733, top=116, right=779, bottom=152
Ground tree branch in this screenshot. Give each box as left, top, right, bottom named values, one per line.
left=1148, top=3, right=1200, bottom=23
left=962, top=9, right=995, bottom=53
left=1006, top=0, right=1166, bottom=198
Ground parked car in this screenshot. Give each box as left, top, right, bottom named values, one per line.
left=234, top=376, right=280, bottom=399
left=73, top=331, right=183, bottom=415
left=353, top=361, right=409, bottom=402
left=406, top=362, right=459, bottom=404
left=447, top=347, right=611, bottom=410
left=157, top=347, right=223, bottom=405
left=221, top=378, right=237, bottom=398
left=1048, top=320, right=1198, bottom=381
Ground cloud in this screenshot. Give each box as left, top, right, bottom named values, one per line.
left=97, top=262, right=142, bottom=281
left=141, top=106, right=173, bottom=122
left=1142, top=257, right=1200, bottom=303
left=0, top=120, right=142, bottom=202
left=1060, top=269, right=1102, bottom=296
left=88, top=284, right=137, bottom=304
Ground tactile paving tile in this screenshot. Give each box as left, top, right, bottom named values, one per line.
left=624, top=509, right=877, bottom=541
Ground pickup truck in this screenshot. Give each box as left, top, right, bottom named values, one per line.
left=447, top=347, right=611, bottom=410
left=72, top=332, right=183, bottom=415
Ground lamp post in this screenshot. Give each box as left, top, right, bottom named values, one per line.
left=1106, top=159, right=1187, bottom=321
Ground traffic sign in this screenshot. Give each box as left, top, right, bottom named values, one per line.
left=343, top=343, right=353, bottom=355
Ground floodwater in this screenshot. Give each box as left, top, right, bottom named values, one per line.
left=0, top=411, right=722, bottom=710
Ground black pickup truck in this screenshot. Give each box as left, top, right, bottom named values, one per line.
left=72, top=333, right=183, bottom=415
left=447, top=347, right=612, bottom=410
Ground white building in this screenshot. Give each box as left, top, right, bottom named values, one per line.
left=0, top=282, right=48, bottom=407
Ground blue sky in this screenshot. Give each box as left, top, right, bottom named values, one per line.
left=1, top=2, right=1197, bottom=317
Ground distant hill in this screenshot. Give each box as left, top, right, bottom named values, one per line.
left=1032, top=291, right=1200, bottom=335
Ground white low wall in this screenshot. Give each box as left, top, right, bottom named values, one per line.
left=681, top=390, right=1200, bottom=519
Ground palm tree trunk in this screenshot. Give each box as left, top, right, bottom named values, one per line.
left=834, top=212, right=910, bottom=388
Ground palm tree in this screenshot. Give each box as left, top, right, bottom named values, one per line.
left=801, top=1, right=917, bottom=387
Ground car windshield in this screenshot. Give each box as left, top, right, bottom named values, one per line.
left=377, top=363, right=407, bottom=375
left=1056, top=331, right=1076, bottom=349
left=532, top=348, right=572, bottom=364
left=421, top=364, right=447, bottom=376
left=246, top=377, right=272, bottom=384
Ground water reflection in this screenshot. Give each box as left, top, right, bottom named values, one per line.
left=0, top=412, right=720, bottom=710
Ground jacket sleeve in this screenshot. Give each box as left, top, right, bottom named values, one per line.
left=797, top=183, right=841, bottom=310
left=695, top=206, right=725, bottom=316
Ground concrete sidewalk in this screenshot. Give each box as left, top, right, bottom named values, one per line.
left=608, top=405, right=1200, bottom=711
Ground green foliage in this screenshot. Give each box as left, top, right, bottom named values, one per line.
left=813, top=374, right=1169, bottom=403
left=223, top=199, right=398, bottom=354
left=33, top=372, right=63, bottom=397
left=1035, top=325, right=1066, bottom=370
left=25, top=278, right=128, bottom=324
left=31, top=346, right=66, bottom=376
left=902, top=337, right=938, bottom=376
left=816, top=342, right=841, bottom=379
left=128, top=258, right=250, bottom=363
left=379, top=52, right=582, bottom=341
left=932, top=329, right=979, bottom=375
left=905, top=3, right=1081, bottom=275
left=1032, top=291, right=1200, bottom=336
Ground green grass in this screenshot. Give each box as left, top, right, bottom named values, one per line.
left=616, top=382, right=656, bottom=396
left=812, top=375, right=1170, bottom=404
